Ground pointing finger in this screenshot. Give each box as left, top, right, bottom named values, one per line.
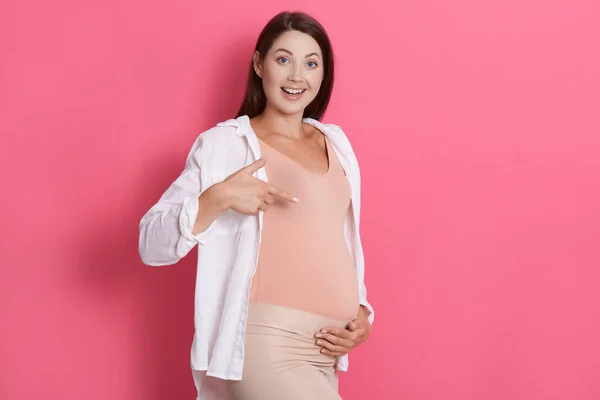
left=267, top=184, right=299, bottom=203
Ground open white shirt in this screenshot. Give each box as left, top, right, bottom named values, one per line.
left=138, top=115, right=374, bottom=400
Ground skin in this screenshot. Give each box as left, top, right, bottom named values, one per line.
left=193, top=29, right=371, bottom=360
left=250, top=30, right=330, bottom=175
left=316, top=304, right=371, bottom=361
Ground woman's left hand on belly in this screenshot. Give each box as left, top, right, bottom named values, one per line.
left=314, top=305, right=372, bottom=357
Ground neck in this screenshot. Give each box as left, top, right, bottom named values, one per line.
left=252, top=105, right=307, bottom=139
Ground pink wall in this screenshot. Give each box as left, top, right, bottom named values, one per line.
left=2, top=0, right=599, bottom=399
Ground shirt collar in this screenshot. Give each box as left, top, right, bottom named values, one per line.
left=216, top=114, right=326, bottom=138
left=216, top=115, right=252, bottom=137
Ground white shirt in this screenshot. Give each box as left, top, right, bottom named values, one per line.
left=138, top=115, right=374, bottom=399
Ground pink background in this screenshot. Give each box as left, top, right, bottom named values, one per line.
left=1, top=0, right=599, bottom=399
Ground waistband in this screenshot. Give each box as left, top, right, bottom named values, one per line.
left=246, top=302, right=350, bottom=334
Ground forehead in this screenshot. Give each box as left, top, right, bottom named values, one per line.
left=269, top=30, right=322, bottom=56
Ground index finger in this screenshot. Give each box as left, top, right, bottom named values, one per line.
left=317, top=326, right=354, bottom=339
left=267, top=184, right=299, bottom=203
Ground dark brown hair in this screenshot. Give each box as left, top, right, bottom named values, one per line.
left=235, top=11, right=335, bottom=121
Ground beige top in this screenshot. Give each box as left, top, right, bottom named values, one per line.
left=249, top=135, right=360, bottom=321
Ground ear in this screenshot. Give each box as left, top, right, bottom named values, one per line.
left=253, top=50, right=262, bottom=78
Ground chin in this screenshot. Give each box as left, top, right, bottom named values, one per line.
left=268, top=90, right=316, bottom=115
left=273, top=103, right=307, bottom=116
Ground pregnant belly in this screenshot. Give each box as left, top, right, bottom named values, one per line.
left=251, top=239, right=360, bottom=322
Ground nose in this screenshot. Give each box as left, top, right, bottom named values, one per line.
left=288, top=64, right=303, bottom=83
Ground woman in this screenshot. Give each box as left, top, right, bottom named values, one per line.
left=138, top=11, right=374, bottom=400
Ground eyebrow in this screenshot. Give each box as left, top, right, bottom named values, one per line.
left=274, top=48, right=321, bottom=59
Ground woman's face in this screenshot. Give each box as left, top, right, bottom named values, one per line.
left=254, top=30, right=324, bottom=117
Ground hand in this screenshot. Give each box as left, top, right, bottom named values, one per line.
left=218, top=155, right=298, bottom=215
left=314, top=306, right=372, bottom=357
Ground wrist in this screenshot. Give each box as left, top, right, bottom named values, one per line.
left=207, top=182, right=231, bottom=212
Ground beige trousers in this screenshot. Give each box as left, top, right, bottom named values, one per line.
left=230, top=302, right=350, bottom=400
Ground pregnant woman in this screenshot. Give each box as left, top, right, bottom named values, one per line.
left=138, top=11, right=374, bottom=400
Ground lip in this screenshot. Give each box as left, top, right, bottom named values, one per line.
left=281, top=87, right=306, bottom=100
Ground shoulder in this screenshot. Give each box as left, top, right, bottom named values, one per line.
left=189, top=116, right=250, bottom=151
left=194, top=119, right=244, bottom=146
left=305, top=118, right=357, bottom=158
left=304, top=118, right=350, bottom=143
left=184, top=116, right=248, bottom=167
left=304, top=118, right=343, bottom=134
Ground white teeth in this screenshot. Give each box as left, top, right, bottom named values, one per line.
left=282, top=88, right=305, bottom=94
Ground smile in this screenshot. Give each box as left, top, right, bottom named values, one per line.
left=281, top=88, right=306, bottom=95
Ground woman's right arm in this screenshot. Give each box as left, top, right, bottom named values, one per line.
left=138, top=135, right=219, bottom=266
left=138, top=136, right=297, bottom=267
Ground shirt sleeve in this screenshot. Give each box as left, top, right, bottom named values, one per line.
left=356, top=161, right=375, bottom=326
left=359, top=286, right=375, bottom=325
left=332, top=122, right=375, bottom=326
left=138, top=134, right=217, bottom=266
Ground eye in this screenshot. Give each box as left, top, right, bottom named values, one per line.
left=307, top=61, right=318, bottom=68
left=277, top=57, right=290, bottom=64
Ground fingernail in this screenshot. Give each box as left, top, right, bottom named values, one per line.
left=292, top=197, right=299, bottom=202
left=315, top=333, right=323, bottom=338
left=350, top=323, right=356, bottom=329
left=321, top=330, right=328, bottom=333
left=316, top=340, right=323, bottom=345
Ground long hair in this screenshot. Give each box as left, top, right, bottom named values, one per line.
left=235, top=11, right=335, bottom=121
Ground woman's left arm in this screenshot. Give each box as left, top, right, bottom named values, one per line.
left=314, top=305, right=372, bottom=357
